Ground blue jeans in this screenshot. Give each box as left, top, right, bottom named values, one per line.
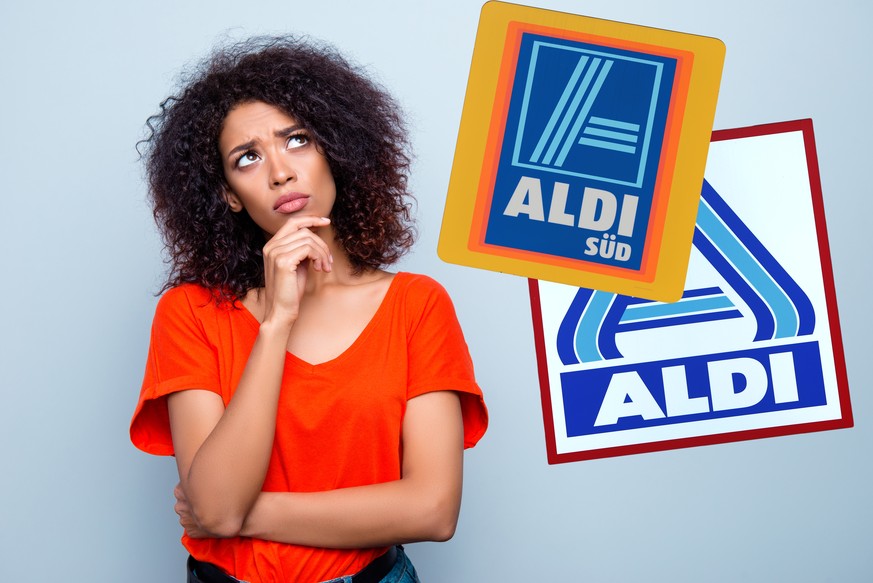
left=320, top=546, right=420, bottom=583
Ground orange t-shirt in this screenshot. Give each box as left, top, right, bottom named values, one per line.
left=130, top=272, right=487, bottom=583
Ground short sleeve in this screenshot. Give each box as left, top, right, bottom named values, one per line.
left=130, top=286, right=222, bottom=456
left=405, top=276, right=488, bottom=448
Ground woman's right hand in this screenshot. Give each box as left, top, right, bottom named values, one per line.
left=261, top=216, right=333, bottom=328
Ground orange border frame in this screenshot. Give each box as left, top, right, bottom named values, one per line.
left=467, top=21, right=694, bottom=283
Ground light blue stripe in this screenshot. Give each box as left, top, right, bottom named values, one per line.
left=620, top=296, right=735, bottom=322
left=589, top=117, right=640, bottom=132
left=542, top=58, right=601, bottom=166
left=533, top=42, right=665, bottom=67
left=556, top=60, right=613, bottom=167
left=529, top=54, right=589, bottom=164
left=510, top=161, right=641, bottom=187
left=575, top=291, right=615, bottom=362
left=582, top=127, right=639, bottom=143
left=513, top=42, right=542, bottom=166
left=697, top=199, right=798, bottom=337
left=577, top=138, right=636, bottom=154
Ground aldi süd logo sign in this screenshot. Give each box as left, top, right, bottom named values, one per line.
left=530, top=120, right=852, bottom=463
left=492, top=35, right=676, bottom=272
left=440, top=2, right=725, bottom=301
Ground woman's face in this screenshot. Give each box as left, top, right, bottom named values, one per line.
left=218, top=101, right=336, bottom=237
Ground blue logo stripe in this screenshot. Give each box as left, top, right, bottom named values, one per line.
left=512, top=42, right=546, bottom=167
left=696, top=197, right=799, bottom=337
left=541, top=58, right=602, bottom=166
left=693, top=227, right=776, bottom=341
left=700, top=180, right=816, bottom=336
left=621, top=286, right=725, bottom=304
left=528, top=53, right=590, bottom=164
left=557, top=288, right=593, bottom=365
left=582, top=126, right=639, bottom=143
left=588, top=116, right=640, bottom=132
left=615, top=309, right=743, bottom=333
left=620, top=295, right=735, bottom=322
left=555, top=60, right=614, bottom=167
left=577, top=137, right=637, bottom=154
left=576, top=290, right=615, bottom=362
left=598, top=293, right=628, bottom=360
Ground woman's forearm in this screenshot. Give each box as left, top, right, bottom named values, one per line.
left=240, top=476, right=461, bottom=548
left=238, top=391, right=465, bottom=547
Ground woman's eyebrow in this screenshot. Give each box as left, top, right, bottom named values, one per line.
left=275, top=125, right=303, bottom=138
left=227, top=139, right=257, bottom=160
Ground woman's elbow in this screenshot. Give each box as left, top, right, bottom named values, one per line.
left=189, top=504, right=246, bottom=538
left=419, top=492, right=461, bottom=542
left=428, top=515, right=458, bottom=542
left=176, top=482, right=246, bottom=538
left=199, top=516, right=244, bottom=539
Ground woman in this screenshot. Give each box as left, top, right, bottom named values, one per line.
left=130, top=36, right=488, bottom=583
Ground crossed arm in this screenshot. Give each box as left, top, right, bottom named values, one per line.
left=168, top=370, right=464, bottom=547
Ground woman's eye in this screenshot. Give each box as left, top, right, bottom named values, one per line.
left=287, top=133, right=309, bottom=149
left=237, top=152, right=259, bottom=168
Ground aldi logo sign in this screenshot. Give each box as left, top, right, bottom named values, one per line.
left=488, top=35, right=677, bottom=272
left=530, top=120, right=852, bottom=463
left=440, top=2, right=725, bottom=301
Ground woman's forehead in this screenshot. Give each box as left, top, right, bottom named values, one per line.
left=220, top=102, right=300, bottom=146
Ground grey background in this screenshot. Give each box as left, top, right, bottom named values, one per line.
left=1, top=0, right=870, bottom=581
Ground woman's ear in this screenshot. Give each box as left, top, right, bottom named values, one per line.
left=223, top=188, right=244, bottom=212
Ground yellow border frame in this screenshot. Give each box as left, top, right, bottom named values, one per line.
left=438, top=1, right=725, bottom=301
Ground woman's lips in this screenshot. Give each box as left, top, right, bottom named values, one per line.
left=273, top=193, right=310, bottom=213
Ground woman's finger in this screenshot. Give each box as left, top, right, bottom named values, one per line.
left=265, top=232, right=332, bottom=274
left=269, top=215, right=331, bottom=243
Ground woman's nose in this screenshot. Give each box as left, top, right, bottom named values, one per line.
left=270, top=157, right=296, bottom=185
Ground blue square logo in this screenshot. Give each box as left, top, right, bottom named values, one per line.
left=512, top=41, right=669, bottom=188
left=483, top=34, right=677, bottom=271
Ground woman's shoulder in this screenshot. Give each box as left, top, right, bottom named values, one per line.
left=393, top=271, right=449, bottom=296
left=391, top=272, right=458, bottom=317
left=391, top=271, right=456, bottom=305
left=153, top=284, right=231, bottom=324
left=157, top=283, right=214, bottom=309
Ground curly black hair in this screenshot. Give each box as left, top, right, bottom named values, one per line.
left=141, top=35, right=415, bottom=303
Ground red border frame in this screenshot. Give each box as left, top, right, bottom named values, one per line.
left=529, top=119, right=853, bottom=464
